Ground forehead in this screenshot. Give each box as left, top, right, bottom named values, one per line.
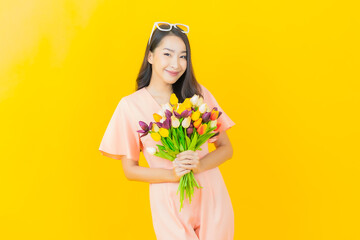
left=157, top=36, right=186, bottom=53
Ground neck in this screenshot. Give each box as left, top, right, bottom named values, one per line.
left=146, top=80, right=173, bottom=96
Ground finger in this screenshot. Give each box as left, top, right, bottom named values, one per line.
left=178, top=159, right=193, bottom=164
left=176, top=168, right=190, bottom=176
left=179, top=164, right=195, bottom=170
left=179, top=169, right=190, bottom=176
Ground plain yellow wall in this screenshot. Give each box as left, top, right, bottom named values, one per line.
left=1, top=0, right=359, bottom=239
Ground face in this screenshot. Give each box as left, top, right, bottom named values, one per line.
left=148, top=35, right=187, bottom=85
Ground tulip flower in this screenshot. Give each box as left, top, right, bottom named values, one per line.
left=190, top=94, right=199, bottom=106
left=210, top=110, right=219, bottom=121
left=173, top=111, right=182, bottom=119
left=196, top=97, right=203, bottom=107
left=197, top=124, right=207, bottom=135
left=191, top=110, right=200, bottom=121
left=153, top=113, right=162, bottom=122
left=155, top=122, right=163, bottom=128
left=209, top=120, right=217, bottom=129
left=182, top=98, right=192, bottom=109
left=193, top=118, right=202, bottom=128
left=137, top=121, right=150, bottom=137
left=162, top=102, right=173, bottom=113
left=162, top=118, right=171, bottom=129
left=186, top=127, right=193, bottom=138
left=159, top=128, right=169, bottom=137
left=176, top=104, right=186, bottom=116
left=165, top=109, right=172, bottom=119
left=146, top=147, right=156, bottom=155
left=215, top=122, right=222, bottom=131
left=182, top=116, right=191, bottom=128
left=201, top=112, right=211, bottom=123
left=198, top=103, right=207, bottom=114
left=171, top=116, right=180, bottom=128
left=170, top=93, right=178, bottom=105
left=153, top=123, right=159, bottom=132
left=151, top=132, right=161, bottom=141
left=181, top=109, right=192, bottom=118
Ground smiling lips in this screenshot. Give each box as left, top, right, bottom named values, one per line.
left=166, top=70, right=179, bottom=76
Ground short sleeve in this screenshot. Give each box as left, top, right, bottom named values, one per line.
left=99, top=98, right=141, bottom=161
left=201, top=85, right=236, bottom=143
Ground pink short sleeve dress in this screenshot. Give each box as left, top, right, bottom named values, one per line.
left=99, top=83, right=235, bottom=240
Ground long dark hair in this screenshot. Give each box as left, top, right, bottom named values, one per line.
left=135, top=24, right=204, bottom=103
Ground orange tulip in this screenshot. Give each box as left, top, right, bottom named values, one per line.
left=215, top=122, right=222, bottom=131
left=210, top=110, right=219, bottom=120
left=193, top=118, right=202, bottom=128
left=197, top=124, right=207, bottom=135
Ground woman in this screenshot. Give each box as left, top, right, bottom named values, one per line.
left=99, top=22, right=236, bottom=240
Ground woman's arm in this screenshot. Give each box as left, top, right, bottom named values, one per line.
left=121, top=157, right=189, bottom=183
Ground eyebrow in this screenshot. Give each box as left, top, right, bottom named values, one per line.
left=163, top=48, right=187, bottom=53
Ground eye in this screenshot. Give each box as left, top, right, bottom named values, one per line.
left=181, top=56, right=187, bottom=59
left=164, top=53, right=170, bottom=56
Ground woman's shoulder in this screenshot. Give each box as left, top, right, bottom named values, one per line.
left=118, top=88, right=145, bottom=106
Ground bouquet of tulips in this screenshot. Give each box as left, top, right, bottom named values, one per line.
left=137, top=92, right=222, bottom=211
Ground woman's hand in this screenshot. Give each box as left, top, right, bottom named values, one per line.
left=173, top=150, right=201, bottom=174
left=172, top=165, right=190, bottom=182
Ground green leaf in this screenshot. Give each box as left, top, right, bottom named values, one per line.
left=185, top=135, right=191, bottom=149
left=188, top=131, right=198, bottom=151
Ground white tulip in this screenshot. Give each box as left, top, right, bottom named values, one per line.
left=146, top=147, right=157, bottom=155
left=210, top=120, right=217, bottom=128
left=158, top=107, right=167, bottom=117
left=182, top=116, right=191, bottom=128
left=196, top=97, right=204, bottom=107
left=190, top=94, right=199, bottom=106
left=162, top=103, right=173, bottom=112
left=199, top=103, right=208, bottom=114
left=171, top=116, right=180, bottom=128
left=153, top=124, right=159, bottom=132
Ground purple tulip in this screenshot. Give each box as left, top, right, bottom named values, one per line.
left=148, top=122, right=153, bottom=131
left=165, top=109, right=172, bottom=119
left=162, top=118, right=171, bottom=129
left=155, top=122, right=163, bottom=128
left=138, top=121, right=149, bottom=131
left=181, top=110, right=192, bottom=118
left=173, top=111, right=181, bottom=119
left=180, top=109, right=189, bottom=118
left=218, top=111, right=222, bottom=118
left=186, top=127, right=193, bottom=138
left=202, top=112, right=211, bottom=123
left=189, top=121, right=194, bottom=128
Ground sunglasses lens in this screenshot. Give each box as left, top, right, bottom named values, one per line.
left=175, top=24, right=188, bottom=33
left=158, top=23, right=171, bottom=30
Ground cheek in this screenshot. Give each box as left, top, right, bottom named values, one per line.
left=181, top=60, right=187, bottom=70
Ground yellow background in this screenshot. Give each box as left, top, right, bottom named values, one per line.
left=1, top=0, right=359, bottom=239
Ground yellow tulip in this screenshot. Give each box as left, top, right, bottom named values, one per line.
left=159, top=128, right=169, bottom=137
left=191, top=110, right=200, bottom=121
left=150, top=132, right=161, bottom=141
left=153, top=113, right=162, bottom=122
left=176, top=104, right=186, bottom=115
left=183, top=98, right=192, bottom=109
left=170, top=93, right=178, bottom=105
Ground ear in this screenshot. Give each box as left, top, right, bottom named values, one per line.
left=148, top=51, right=153, bottom=65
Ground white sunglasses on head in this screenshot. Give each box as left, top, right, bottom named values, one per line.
left=148, top=22, right=190, bottom=45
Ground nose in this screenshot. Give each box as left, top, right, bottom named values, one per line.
left=170, top=56, right=180, bottom=70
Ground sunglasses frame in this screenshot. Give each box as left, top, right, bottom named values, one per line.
left=148, top=22, right=189, bottom=45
